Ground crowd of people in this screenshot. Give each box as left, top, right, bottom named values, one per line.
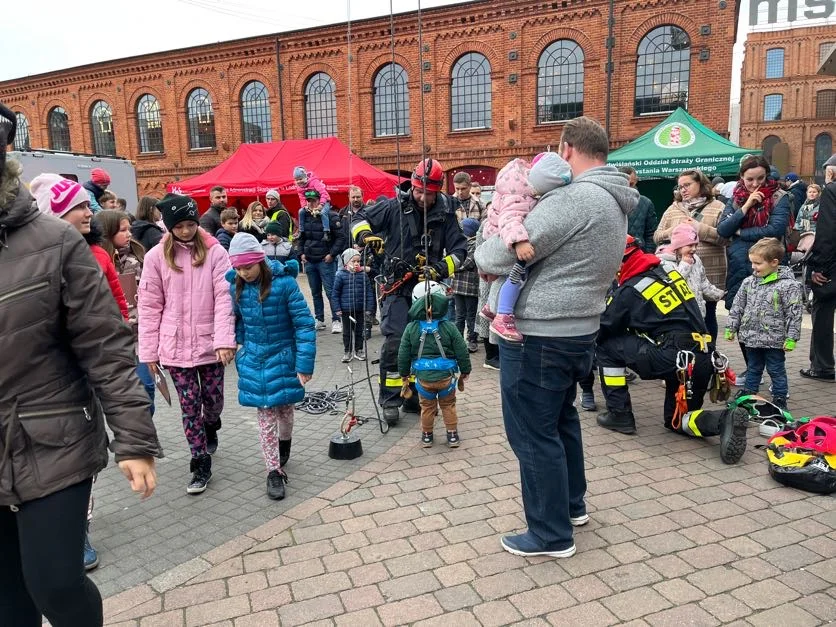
left=2, top=95, right=835, bottom=625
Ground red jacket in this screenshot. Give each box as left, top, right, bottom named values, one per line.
left=90, top=244, right=129, bottom=320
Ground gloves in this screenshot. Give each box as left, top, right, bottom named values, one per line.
left=783, top=338, right=796, bottom=352
left=422, top=266, right=440, bottom=282
left=364, top=236, right=384, bottom=255
left=423, top=260, right=449, bottom=282
left=415, top=253, right=427, bottom=268
left=724, top=329, right=735, bottom=341
left=400, top=381, right=413, bottom=399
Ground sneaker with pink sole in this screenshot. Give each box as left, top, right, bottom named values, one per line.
left=479, top=303, right=495, bottom=322
left=491, top=313, right=523, bottom=342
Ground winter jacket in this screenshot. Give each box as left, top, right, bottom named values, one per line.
left=240, top=218, right=268, bottom=243
left=717, top=191, right=790, bottom=308
left=90, top=243, right=130, bottom=320
left=398, top=293, right=472, bottom=382
left=726, top=266, right=802, bottom=350
left=138, top=230, right=236, bottom=368
left=654, top=199, right=728, bottom=287
left=454, top=196, right=487, bottom=225
left=808, top=181, right=836, bottom=277
left=628, top=195, right=659, bottom=253
left=786, top=180, right=808, bottom=219
left=476, top=166, right=638, bottom=338
left=199, top=206, right=223, bottom=235
left=451, top=235, right=479, bottom=297
left=339, top=205, right=363, bottom=247
left=332, top=267, right=375, bottom=314
left=132, top=219, right=164, bottom=251
left=295, top=171, right=331, bottom=208
left=657, top=252, right=724, bottom=317
left=483, top=157, right=567, bottom=248
left=263, top=239, right=292, bottom=261
left=297, top=208, right=345, bottom=263
left=228, top=260, right=316, bottom=408
left=0, top=161, right=161, bottom=506
left=794, top=200, right=819, bottom=233
left=215, top=227, right=234, bottom=251
left=83, top=180, right=105, bottom=212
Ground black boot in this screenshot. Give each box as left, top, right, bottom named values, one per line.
left=597, top=410, right=637, bottom=435
left=187, top=454, right=212, bottom=495
left=266, top=469, right=287, bottom=500
left=679, top=408, right=749, bottom=465
left=205, top=418, right=221, bottom=455
left=383, top=407, right=400, bottom=425
left=279, top=439, right=292, bottom=467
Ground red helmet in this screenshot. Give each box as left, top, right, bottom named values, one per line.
left=623, top=235, right=640, bottom=261
left=411, top=159, right=445, bottom=192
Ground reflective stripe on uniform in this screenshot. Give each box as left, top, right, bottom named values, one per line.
left=379, top=374, right=416, bottom=387
left=352, top=220, right=371, bottom=239
left=633, top=277, right=656, bottom=293
left=684, top=409, right=703, bottom=437
left=444, top=254, right=457, bottom=276
left=601, top=367, right=627, bottom=387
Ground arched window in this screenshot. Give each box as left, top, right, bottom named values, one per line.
left=13, top=112, right=30, bottom=151
left=761, top=135, right=781, bottom=163
left=816, top=89, right=836, bottom=119
left=815, top=133, right=833, bottom=182
left=304, top=72, right=337, bottom=139
left=537, top=40, right=584, bottom=124
left=136, top=94, right=164, bottom=153
left=240, top=81, right=272, bottom=143
left=763, top=94, right=783, bottom=121
left=451, top=52, right=492, bottom=131
left=48, top=106, right=71, bottom=151
left=186, top=88, right=216, bottom=150
left=90, top=100, right=116, bottom=156
left=634, top=25, right=691, bottom=116
left=373, top=63, right=410, bottom=137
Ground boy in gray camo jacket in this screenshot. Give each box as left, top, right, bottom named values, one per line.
left=725, top=237, right=802, bottom=409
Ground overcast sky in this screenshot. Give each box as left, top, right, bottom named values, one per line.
left=1, top=0, right=473, bottom=82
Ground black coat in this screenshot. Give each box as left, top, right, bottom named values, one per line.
left=131, top=219, right=164, bottom=251
left=809, top=181, right=836, bottom=276
left=297, top=209, right=345, bottom=263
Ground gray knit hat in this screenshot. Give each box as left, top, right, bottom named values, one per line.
left=342, top=248, right=360, bottom=266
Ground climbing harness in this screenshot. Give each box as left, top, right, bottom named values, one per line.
left=411, top=320, right=459, bottom=400
left=708, top=350, right=733, bottom=403
left=672, top=350, right=695, bottom=430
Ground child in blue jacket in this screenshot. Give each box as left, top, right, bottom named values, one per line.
left=227, top=233, right=316, bottom=500
left=332, top=248, right=376, bottom=363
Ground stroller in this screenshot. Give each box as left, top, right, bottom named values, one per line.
left=789, top=231, right=815, bottom=314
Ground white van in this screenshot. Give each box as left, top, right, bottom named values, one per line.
left=10, top=149, right=139, bottom=211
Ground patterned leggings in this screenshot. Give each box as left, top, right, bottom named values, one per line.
left=167, top=363, right=225, bottom=458
left=257, top=406, right=295, bottom=471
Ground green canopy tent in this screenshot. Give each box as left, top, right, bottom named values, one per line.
left=608, top=108, right=760, bottom=213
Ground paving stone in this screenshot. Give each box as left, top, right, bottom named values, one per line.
left=413, top=610, right=481, bottom=627
left=699, top=593, right=753, bottom=622
left=720, top=535, right=767, bottom=558
left=521, top=560, right=572, bottom=587
left=379, top=571, right=441, bottom=602
left=435, top=562, right=477, bottom=587
left=347, top=562, right=389, bottom=587
left=599, top=562, right=663, bottom=593
left=507, top=583, right=575, bottom=617
left=233, top=611, right=279, bottom=627
left=606, top=541, right=651, bottom=564
left=138, top=610, right=184, bottom=627
left=776, top=569, right=831, bottom=595
left=730, top=556, right=783, bottom=581
left=433, top=583, right=482, bottom=612
left=546, top=600, right=619, bottom=626
left=376, top=593, right=444, bottom=626
left=164, top=581, right=227, bottom=611
left=473, top=570, right=536, bottom=601
left=807, top=557, right=836, bottom=584
left=248, top=586, right=292, bottom=613
left=472, top=599, right=523, bottom=627
left=602, top=587, right=672, bottom=622
left=644, top=603, right=720, bottom=627
left=383, top=549, right=443, bottom=577
left=636, top=531, right=695, bottom=556
left=645, top=554, right=696, bottom=578
left=277, top=593, right=344, bottom=627
left=746, top=604, right=820, bottom=626
left=334, top=608, right=384, bottom=627
left=686, top=565, right=752, bottom=595
left=761, top=544, right=822, bottom=570
left=731, top=578, right=800, bottom=610
left=559, top=548, right=619, bottom=577
left=653, top=578, right=707, bottom=605
left=184, top=595, right=250, bottom=627
left=339, top=584, right=385, bottom=612
left=676, top=544, right=738, bottom=569
left=802, top=592, right=836, bottom=622
left=290, top=571, right=352, bottom=601
left=561, top=573, right=613, bottom=603
left=265, top=557, right=324, bottom=586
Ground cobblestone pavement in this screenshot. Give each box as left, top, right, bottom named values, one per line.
left=98, top=302, right=836, bottom=626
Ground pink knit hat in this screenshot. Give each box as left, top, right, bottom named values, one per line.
left=29, top=173, right=90, bottom=219
left=669, top=223, right=699, bottom=251
left=90, top=168, right=111, bottom=187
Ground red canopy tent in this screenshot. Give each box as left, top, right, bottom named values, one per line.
left=167, top=138, right=402, bottom=218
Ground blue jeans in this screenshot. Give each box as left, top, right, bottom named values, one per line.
left=499, top=333, right=596, bottom=550
left=744, top=347, right=788, bottom=397
left=306, top=260, right=338, bottom=322
left=136, top=361, right=156, bottom=417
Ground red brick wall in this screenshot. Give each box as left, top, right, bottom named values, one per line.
left=739, top=26, right=836, bottom=179
left=1, top=0, right=736, bottom=201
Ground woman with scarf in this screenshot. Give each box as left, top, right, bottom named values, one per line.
left=654, top=169, right=728, bottom=340
left=717, top=155, right=791, bottom=371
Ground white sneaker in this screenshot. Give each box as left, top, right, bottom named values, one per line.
left=570, top=514, right=590, bottom=527
left=759, top=419, right=783, bottom=438
left=332, top=320, right=343, bottom=334
left=315, top=320, right=326, bottom=331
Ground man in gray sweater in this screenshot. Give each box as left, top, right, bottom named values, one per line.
left=475, top=117, right=637, bottom=558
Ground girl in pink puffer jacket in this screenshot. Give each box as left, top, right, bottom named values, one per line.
left=480, top=152, right=572, bottom=341
left=138, top=193, right=236, bottom=496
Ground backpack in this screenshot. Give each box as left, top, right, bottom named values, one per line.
left=766, top=417, right=836, bottom=494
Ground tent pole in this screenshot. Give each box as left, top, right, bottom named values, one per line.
left=276, top=36, right=286, bottom=140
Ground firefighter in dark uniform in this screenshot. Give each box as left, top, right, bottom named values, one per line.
left=596, top=236, right=749, bottom=464
left=351, top=159, right=467, bottom=425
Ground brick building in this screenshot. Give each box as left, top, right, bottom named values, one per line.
left=738, top=26, right=836, bottom=182
left=1, top=0, right=737, bottom=199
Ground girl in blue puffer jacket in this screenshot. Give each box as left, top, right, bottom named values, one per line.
left=226, top=233, right=316, bottom=500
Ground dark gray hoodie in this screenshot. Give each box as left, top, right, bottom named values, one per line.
left=475, top=165, right=638, bottom=337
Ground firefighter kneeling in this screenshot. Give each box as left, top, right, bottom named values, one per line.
left=350, top=159, right=467, bottom=425
left=596, top=236, right=748, bottom=464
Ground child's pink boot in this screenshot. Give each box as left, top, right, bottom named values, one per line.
left=491, top=313, right=523, bottom=342
left=479, top=303, right=495, bottom=322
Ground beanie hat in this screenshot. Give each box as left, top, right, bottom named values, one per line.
left=669, top=223, right=699, bottom=251
left=342, top=248, right=359, bottom=266
left=293, top=166, right=307, bottom=179
left=461, top=217, right=480, bottom=237
left=785, top=173, right=799, bottom=183
left=90, top=168, right=111, bottom=188
left=157, top=193, right=199, bottom=231
left=30, top=173, right=90, bottom=219
left=229, top=232, right=266, bottom=268
left=265, top=189, right=280, bottom=200
left=529, top=152, right=573, bottom=196
left=265, top=220, right=283, bottom=236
